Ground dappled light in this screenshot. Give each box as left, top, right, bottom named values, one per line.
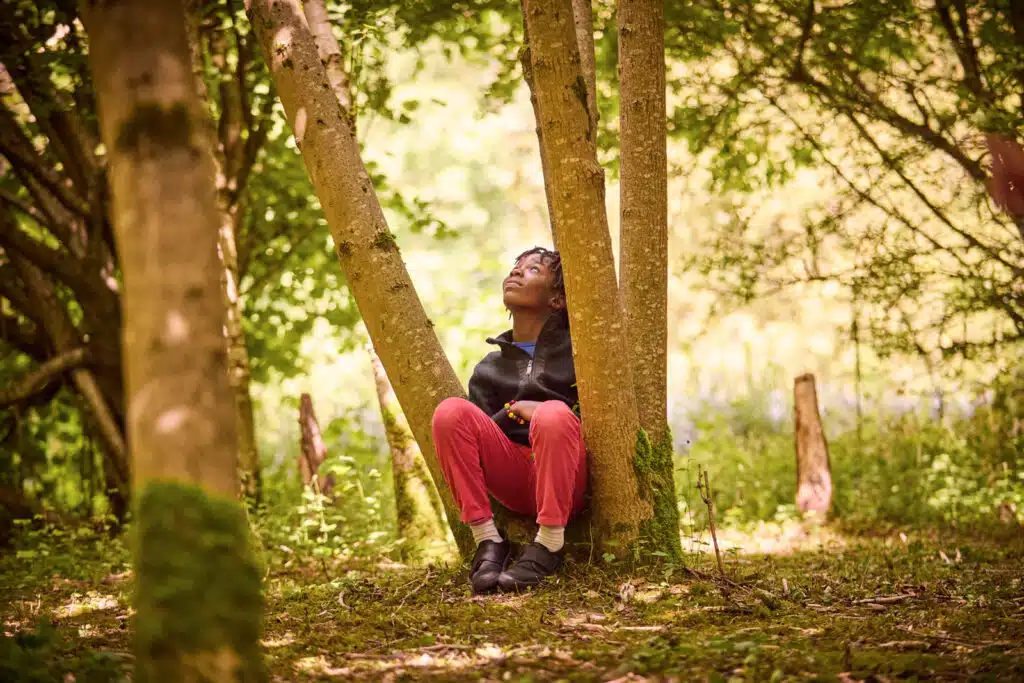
left=1, top=0, right=1021, bottom=681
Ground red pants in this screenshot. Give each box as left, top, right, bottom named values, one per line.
left=431, top=397, right=588, bottom=527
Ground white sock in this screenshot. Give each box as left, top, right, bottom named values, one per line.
left=535, top=525, right=565, bottom=553
left=470, top=518, right=502, bottom=546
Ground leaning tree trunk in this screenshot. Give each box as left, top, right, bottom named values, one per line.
left=793, top=373, right=833, bottom=516
left=303, top=0, right=355, bottom=134
left=84, top=0, right=264, bottom=680
left=522, top=0, right=665, bottom=553
left=617, top=0, right=680, bottom=556
left=520, top=0, right=598, bottom=248
left=246, top=0, right=473, bottom=557
left=369, top=347, right=449, bottom=562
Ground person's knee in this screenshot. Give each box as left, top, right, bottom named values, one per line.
left=531, top=400, right=575, bottom=431
left=432, top=397, right=474, bottom=436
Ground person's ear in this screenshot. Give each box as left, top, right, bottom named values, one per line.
left=549, top=293, right=566, bottom=311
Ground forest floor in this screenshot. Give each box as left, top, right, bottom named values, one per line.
left=2, top=521, right=1023, bottom=682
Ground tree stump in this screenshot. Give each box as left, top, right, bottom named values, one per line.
left=793, top=373, right=832, bottom=515
left=298, top=393, right=334, bottom=496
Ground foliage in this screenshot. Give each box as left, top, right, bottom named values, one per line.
left=682, top=391, right=1024, bottom=532
left=662, top=0, right=1024, bottom=369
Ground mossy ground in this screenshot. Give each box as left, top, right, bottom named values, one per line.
left=3, top=521, right=1023, bottom=681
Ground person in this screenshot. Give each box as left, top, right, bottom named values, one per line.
left=431, top=246, right=587, bottom=593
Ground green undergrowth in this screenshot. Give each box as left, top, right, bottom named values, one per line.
left=2, top=521, right=1023, bottom=681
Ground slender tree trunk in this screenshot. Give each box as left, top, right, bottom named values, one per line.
left=219, top=202, right=262, bottom=504
left=521, top=0, right=657, bottom=552
left=521, top=0, right=598, bottom=247
left=369, top=347, right=448, bottom=562
left=185, top=1, right=263, bottom=504
left=793, top=373, right=833, bottom=515
left=84, top=1, right=264, bottom=680
left=246, top=0, right=473, bottom=557
left=303, top=0, right=355, bottom=133
left=617, top=0, right=679, bottom=556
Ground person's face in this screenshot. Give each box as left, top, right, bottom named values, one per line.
left=502, top=253, right=564, bottom=312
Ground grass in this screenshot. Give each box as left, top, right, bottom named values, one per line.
left=3, top=521, right=1023, bottom=681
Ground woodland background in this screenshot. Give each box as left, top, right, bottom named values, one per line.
left=1, top=0, right=1022, bottom=680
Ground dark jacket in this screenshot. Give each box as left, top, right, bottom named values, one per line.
left=467, top=310, right=578, bottom=446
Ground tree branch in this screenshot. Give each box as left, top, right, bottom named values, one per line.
left=0, top=106, right=90, bottom=218
left=934, top=0, right=987, bottom=100
left=0, top=212, right=89, bottom=295
left=0, top=348, right=89, bottom=407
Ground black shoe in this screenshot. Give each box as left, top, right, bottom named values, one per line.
left=497, top=542, right=562, bottom=592
left=469, top=539, right=512, bottom=594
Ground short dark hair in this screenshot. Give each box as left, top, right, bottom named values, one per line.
left=514, top=246, right=565, bottom=300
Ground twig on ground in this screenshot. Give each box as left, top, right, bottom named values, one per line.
left=697, top=466, right=728, bottom=593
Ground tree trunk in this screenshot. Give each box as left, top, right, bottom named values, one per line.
left=521, top=0, right=660, bottom=553
left=303, top=0, right=355, bottom=133
left=84, top=1, right=264, bottom=680
left=571, top=0, right=598, bottom=136
left=298, top=393, right=334, bottom=496
left=219, top=203, right=262, bottom=504
left=369, top=347, right=449, bottom=562
left=185, top=0, right=263, bottom=504
left=246, top=0, right=473, bottom=558
left=617, top=0, right=679, bottom=556
left=793, top=373, right=833, bottom=515
left=521, top=0, right=598, bottom=248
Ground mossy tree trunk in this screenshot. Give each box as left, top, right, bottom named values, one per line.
left=369, top=347, right=449, bottom=562
left=617, top=0, right=680, bottom=556
left=246, top=0, right=473, bottom=558
left=84, top=0, right=264, bottom=680
left=521, top=0, right=667, bottom=554
left=794, top=373, right=833, bottom=516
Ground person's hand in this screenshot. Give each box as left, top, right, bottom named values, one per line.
left=509, top=400, right=541, bottom=422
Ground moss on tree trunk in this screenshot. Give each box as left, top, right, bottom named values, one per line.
left=134, top=481, right=264, bottom=683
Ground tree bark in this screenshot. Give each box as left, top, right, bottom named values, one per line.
left=303, top=0, right=355, bottom=133
left=369, top=347, right=448, bottom=562
left=219, top=203, right=262, bottom=503
left=298, top=392, right=334, bottom=496
left=84, top=0, right=264, bottom=679
left=246, top=0, right=473, bottom=558
left=793, top=373, right=833, bottom=515
left=617, top=0, right=679, bottom=556
left=521, top=0, right=598, bottom=248
left=571, top=0, right=598, bottom=136
left=521, top=0, right=657, bottom=552
left=185, top=0, right=264, bottom=503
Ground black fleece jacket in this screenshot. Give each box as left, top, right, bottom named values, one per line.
left=466, top=310, right=578, bottom=446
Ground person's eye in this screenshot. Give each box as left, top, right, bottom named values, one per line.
left=529, top=266, right=540, bottom=272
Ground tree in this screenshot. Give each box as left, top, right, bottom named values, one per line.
left=617, top=0, right=678, bottom=547
left=82, top=0, right=263, bottom=678
left=246, top=0, right=474, bottom=557
left=666, top=1, right=1024, bottom=367
left=369, top=347, right=449, bottom=562
left=521, top=0, right=677, bottom=553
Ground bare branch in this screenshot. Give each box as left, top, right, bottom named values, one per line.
left=0, top=347, right=88, bottom=407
